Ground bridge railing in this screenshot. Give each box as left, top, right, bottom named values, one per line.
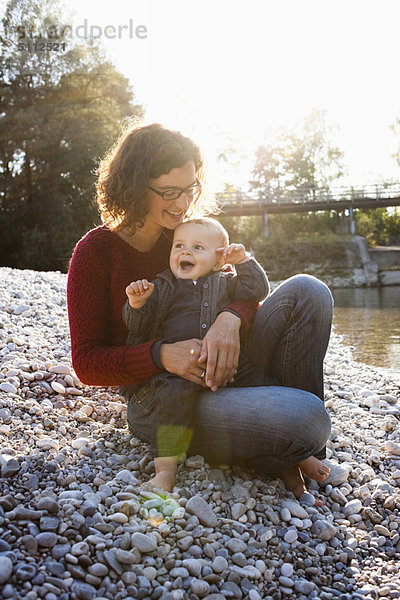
left=216, top=182, right=400, bottom=206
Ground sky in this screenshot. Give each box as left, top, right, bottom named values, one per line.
left=3, top=0, right=400, bottom=191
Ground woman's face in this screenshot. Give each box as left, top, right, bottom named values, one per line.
left=145, top=161, right=197, bottom=233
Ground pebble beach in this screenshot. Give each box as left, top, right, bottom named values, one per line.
left=0, top=266, right=399, bottom=600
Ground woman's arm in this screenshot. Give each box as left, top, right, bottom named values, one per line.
left=67, top=236, right=161, bottom=387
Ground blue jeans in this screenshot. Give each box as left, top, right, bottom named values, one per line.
left=126, top=275, right=333, bottom=474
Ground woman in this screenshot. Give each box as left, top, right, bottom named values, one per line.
left=67, top=121, right=332, bottom=499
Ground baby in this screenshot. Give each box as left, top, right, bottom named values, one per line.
left=123, top=218, right=330, bottom=493
left=123, top=217, right=269, bottom=491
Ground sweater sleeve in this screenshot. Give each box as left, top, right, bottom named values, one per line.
left=227, top=258, right=270, bottom=302
left=122, top=280, right=160, bottom=339
left=67, top=235, right=161, bottom=387
left=217, top=265, right=259, bottom=328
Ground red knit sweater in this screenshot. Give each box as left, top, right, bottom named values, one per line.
left=67, top=225, right=258, bottom=387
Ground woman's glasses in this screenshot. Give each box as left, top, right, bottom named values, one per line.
left=148, top=179, right=202, bottom=202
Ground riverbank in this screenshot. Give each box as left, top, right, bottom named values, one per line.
left=253, top=234, right=400, bottom=289
left=1, top=267, right=400, bottom=600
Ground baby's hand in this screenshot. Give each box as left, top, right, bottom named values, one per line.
left=126, top=279, right=154, bottom=308
left=218, top=243, right=249, bottom=266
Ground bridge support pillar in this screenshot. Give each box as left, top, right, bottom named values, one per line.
left=349, top=206, right=355, bottom=234
left=263, top=213, right=269, bottom=237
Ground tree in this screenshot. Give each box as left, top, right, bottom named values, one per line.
left=250, top=109, right=345, bottom=201
left=282, top=109, right=345, bottom=195
left=0, top=0, right=143, bottom=270
left=249, top=143, right=284, bottom=201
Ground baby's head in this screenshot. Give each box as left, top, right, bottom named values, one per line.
left=170, top=218, right=229, bottom=280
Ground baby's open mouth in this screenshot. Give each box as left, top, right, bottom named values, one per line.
left=179, top=260, right=195, bottom=271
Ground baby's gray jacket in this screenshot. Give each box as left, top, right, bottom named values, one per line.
left=123, top=257, right=269, bottom=345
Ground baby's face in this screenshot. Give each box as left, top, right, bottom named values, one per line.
left=170, top=222, right=225, bottom=280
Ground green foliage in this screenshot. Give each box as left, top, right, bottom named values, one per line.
left=354, top=208, right=400, bottom=246
left=253, top=228, right=353, bottom=282
left=0, top=0, right=143, bottom=271
left=218, top=212, right=353, bottom=281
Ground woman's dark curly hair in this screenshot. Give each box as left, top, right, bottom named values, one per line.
left=95, top=121, right=216, bottom=232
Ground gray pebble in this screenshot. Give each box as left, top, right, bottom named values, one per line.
left=0, top=556, right=13, bottom=585
left=182, top=558, right=202, bottom=577
left=131, top=532, right=158, bottom=553
left=294, top=579, right=315, bottom=594
left=284, top=529, right=298, bottom=543
left=299, top=492, right=315, bottom=506
left=115, top=548, right=139, bottom=564
left=88, top=563, right=109, bottom=577
left=226, top=538, right=247, bottom=554
left=37, top=497, right=59, bottom=513
left=15, top=564, right=37, bottom=581
left=35, top=532, right=58, bottom=548
left=279, top=575, right=294, bottom=587
left=231, top=502, right=246, bottom=520
left=311, top=519, right=337, bottom=541
left=186, top=495, right=218, bottom=527
left=72, top=582, right=97, bottom=600
left=191, top=579, right=210, bottom=595
left=51, top=544, right=71, bottom=559
left=280, top=563, right=294, bottom=577
left=343, top=499, right=362, bottom=516
left=39, top=516, right=60, bottom=531
left=212, top=556, right=228, bottom=573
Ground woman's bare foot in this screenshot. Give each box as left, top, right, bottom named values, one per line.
left=299, top=456, right=330, bottom=482
left=279, top=465, right=307, bottom=498
left=278, top=464, right=326, bottom=506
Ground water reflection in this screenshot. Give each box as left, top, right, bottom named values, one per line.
left=332, top=286, right=400, bottom=372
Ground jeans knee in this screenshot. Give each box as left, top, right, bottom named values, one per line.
left=288, top=274, right=333, bottom=317
left=306, top=396, right=331, bottom=450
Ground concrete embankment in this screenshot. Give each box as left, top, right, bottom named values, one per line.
left=368, top=246, right=400, bottom=286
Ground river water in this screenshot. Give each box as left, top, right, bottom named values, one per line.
left=332, top=285, right=400, bottom=380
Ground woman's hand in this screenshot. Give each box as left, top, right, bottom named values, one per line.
left=199, top=311, right=241, bottom=391
left=159, top=339, right=208, bottom=387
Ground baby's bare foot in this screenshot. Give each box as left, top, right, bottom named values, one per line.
left=299, top=456, right=331, bottom=482
left=143, top=470, right=176, bottom=493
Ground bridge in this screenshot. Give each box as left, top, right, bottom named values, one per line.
left=215, top=182, right=400, bottom=216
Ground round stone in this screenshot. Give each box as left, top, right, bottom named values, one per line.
left=131, top=532, right=158, bottom=553
left=191, top=579, right=210, bottom=596
left=37, top=497, right=59, bottom=513
left=15, top=564, right=37, bottom=581
left=299, top=492, right=315, bottom=506
left=281, top=563, right=294, bottom=577
left=0, top=382, right=17, bottom=393
left=212, top=556, right=228, bottom=573
left=108, top=512, right=128, bottom=524
left=0, top=556, right=13, bottom=585
left=36, top=532, right=58, bottom=547
left=284, top=529, right=298, bottom=544
left=72, top=582, right=96, bottom=600
left=88, top=563, right=109, bottom=577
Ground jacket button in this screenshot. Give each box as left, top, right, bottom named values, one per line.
left=203, top=283, right=209, bottom=288
left=201, top=323, right=207, bottom=328
left=203, top=302, right=208, bottom=307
